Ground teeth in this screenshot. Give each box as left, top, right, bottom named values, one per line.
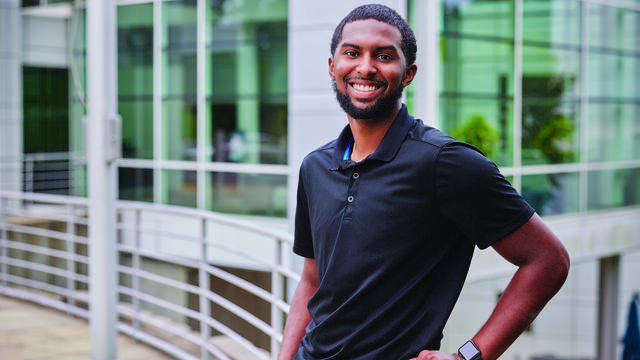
left=352, top=84, right=378, bottom=92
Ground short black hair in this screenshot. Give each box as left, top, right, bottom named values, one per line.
left=330, top=4, right=417, bottom=66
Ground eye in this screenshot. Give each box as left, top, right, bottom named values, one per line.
left=378, top=54, right=392, bottom=61
left=344, top=50, right=358, bottom=57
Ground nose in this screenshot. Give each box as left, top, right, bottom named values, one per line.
left=355, top=54, right=376, bottom=77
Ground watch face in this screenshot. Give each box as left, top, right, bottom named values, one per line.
left=459, top=341, right=480, bottom=359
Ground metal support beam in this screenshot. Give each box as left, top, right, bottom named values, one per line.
left=597, top=255, right=620, bottom=360
left=87, top=0, right=119, bottom=358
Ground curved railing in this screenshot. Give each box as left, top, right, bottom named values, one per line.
left=0, top=190, right=299, bottom=360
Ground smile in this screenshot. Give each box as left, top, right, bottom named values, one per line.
left=350, top=82, right=382, bottom=92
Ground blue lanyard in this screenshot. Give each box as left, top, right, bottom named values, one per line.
left=343, top=137, right=354, bottom=161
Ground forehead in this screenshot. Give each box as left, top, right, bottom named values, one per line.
left=339, top=19, right=402, bottom=49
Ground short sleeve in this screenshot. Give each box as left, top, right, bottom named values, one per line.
left=435, top=143, right=534, bottom=249
left=293, top=166, right=315, bottom=258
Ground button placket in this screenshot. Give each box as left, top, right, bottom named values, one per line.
left=343, top=167, right=361, bottom=221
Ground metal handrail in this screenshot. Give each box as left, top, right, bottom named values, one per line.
left=0, top=190, right=298, bottom=360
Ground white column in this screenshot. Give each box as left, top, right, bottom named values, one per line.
left=597, top=255, right=620, bottom=360
left=87, top=0, right=119, bottom=358
left=0, top=0, right=22, bottom=193
left=412, top=0, right=439, bottom=128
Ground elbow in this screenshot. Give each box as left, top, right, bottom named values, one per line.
left=550, top=244, right=570, bottom=290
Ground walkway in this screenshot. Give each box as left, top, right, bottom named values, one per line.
left=0, top=295, right=176, bottom=360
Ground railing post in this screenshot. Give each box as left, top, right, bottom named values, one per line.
left=199, top=217, right=211, bottom=360
left=66, top=203, right=77, bottom=313
left=133, top=209, right=142, bottom=336
left=25, top=157, right=34, bottom=194
left=271, top=238, right=283, bottom=359
left=0, top=196, right=8, bottom=290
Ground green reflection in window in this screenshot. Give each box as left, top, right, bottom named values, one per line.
left=205, top=0, right=288, bottom=165
left=162, top=0, right=197, bottom=161
left=163, top=169, right=197, bottom=208
left=207, top=172, right=287, bottom=218
left=119, top=167, right=153, bottom=202
left=522, top=173, right=579, bottom=216
left=588, top=168, right=640, bottom=210
left=439, top=97, right=512, bottom=166
left=118, top=4, right=154, bottom=160
left=521, top=1, right=580, bottom=166
left=440, top=1, right=514, bottom=166
left=588, top=104, right=640, bottom=162
left=586, top=3, right=639, bottom=162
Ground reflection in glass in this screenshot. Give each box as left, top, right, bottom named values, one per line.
left=208, top=172, right=287, bottom=217
left=440, top=1, right=514, bottom=166
left=163, top=169, right=197, bottom=208
left=521, top=1, right=580, bottom=165
left=118, top=4, right=154, bottom=159
left=119, top=167, right=153, bottom=202
left=206, top=1, right=288, bottom=165
left=588, top=169, right=640, bottom=210
left=522, top=173, right=579, bottom=216
left=162, top=0, right=197, bottom=161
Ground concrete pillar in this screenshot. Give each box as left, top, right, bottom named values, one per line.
left=0, top=0, right=23, bottom=193
left=597, top=255, right=620, bottom=360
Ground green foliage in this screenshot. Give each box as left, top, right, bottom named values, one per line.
left=451, top=114, right=500, bottom=158
left=532, top=114, right=576, bottom=164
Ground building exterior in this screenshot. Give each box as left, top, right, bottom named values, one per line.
left=1, top=0, right=639, bottom=359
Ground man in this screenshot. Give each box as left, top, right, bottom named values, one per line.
left=279, top=4, right=570, bottom=360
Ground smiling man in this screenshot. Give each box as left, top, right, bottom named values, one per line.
left=279, top=4, right=570, bottom=360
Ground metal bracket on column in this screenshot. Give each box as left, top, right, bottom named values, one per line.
left=105, top=114, right=121, bottom=163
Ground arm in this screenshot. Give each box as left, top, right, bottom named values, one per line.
left=411, top=213, right=570, bottom=360
left=278, top=258, right=319, bottom=360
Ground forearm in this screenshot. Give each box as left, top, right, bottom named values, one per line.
left=278, top=284, right=313, bottom=360
left=472, top=255, right=569, bottom=359
left=278, top=259, right=318, bottom=360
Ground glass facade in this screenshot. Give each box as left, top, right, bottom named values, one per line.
left=413, top=0, right=640, bottom=217
left=70, top=0, right=289, bottom=217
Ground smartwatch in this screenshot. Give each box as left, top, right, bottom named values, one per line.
left=458, top=340, right=483, bottom=360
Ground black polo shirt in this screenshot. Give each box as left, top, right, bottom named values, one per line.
left=293, top=105, right=534, bottom=360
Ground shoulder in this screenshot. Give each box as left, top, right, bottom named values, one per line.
left=405, top=119, right=485, bottom=160
left=300, top=139, right=337, bottom=172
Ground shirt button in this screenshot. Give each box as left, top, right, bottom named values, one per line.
left=347, top=195, right=354, bottom=203
left=353, top=172, right=359, bottom=179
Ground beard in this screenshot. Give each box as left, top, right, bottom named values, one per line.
left=332, top=80, right=404, bottom=121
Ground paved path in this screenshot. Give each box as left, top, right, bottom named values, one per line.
left=0, top=295, right=176, bottom=360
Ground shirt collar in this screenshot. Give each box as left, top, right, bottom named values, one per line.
left=329, top=104, right=415, bottom=170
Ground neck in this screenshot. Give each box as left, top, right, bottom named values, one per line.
left=347, top=103, right=402, bottom=162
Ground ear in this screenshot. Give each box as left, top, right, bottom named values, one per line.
left=328, top=57, right=335, bottom=80
left=402, top=63, right=418, bottom=87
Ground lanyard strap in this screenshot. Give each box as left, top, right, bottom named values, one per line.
left=343, top=137, right=354, bottom=161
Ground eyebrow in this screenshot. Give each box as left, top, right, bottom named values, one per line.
left=340, top=43, right=399, bottom=53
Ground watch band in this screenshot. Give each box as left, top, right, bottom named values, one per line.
left=458, top=340, right=483, bottom=360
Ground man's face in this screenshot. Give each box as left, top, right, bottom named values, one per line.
left=329, top=19, right=416, bottom=121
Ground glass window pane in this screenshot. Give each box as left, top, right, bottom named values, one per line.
left=439, top=97, right=513, bottom=166
left=440, top=1, right=514, bottom=167
left=205, top=1, right=288, bottom=165
left=522, top=173, right=579, bottom=216
left=588, top=104, right=640, bottom=162
left=119, top=167, right=153, bottom=202
left=207, top=172, right=287, bottom=218
left=118, top=4, right=154, bottom=160
left=521, top=1, right=581, bottom=166
left=588, top=168, right=640, bottom=210
left=162, top=0, right=197, bottom=161
left=163, top=100, right=197, bottom=161
left=163, top=169, right=197, bottom=207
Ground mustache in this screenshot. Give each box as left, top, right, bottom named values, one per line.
left=346, top=77, right=387, bottom=86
